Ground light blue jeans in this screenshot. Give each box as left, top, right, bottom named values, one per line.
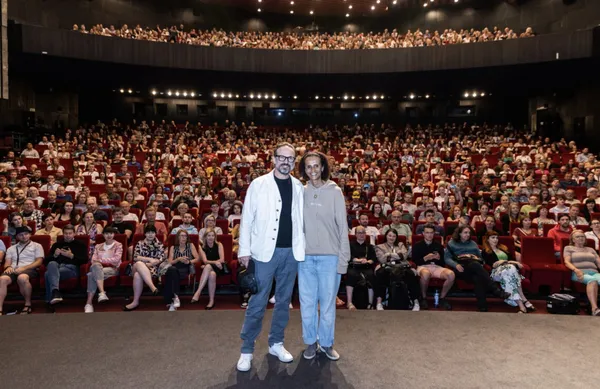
left=298, top=255, right=341, bottom=348
left=240, top=248, right=298, bottom=354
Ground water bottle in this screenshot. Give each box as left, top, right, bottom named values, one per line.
left=434, top=290, right=440, bottom=308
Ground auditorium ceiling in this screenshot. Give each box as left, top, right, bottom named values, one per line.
left=200, top=0, right=480, bottom=17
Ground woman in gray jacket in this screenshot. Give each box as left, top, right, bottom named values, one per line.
left=299, top=151, right=350, bottom=362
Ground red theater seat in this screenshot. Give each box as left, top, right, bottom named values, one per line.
left=521, top=237, right=568, bottom=293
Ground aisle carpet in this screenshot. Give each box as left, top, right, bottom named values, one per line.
left=0, top=310, right=596, bottom=389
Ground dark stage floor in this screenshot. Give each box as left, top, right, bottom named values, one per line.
left=0, top=310, right=596, bottom=389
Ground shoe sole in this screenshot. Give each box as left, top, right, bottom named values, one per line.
left=98, top=298, right=109, bottom=304
left=323, top=351, right=340, bottom=361
left=268, top=349, right=293, bottom=363
left=237, top=364, right=251, bottom=372
left=50, top=298, right=63, bottom=305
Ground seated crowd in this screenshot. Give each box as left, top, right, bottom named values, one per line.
left=73, top=23, right=535, bottom=50
left=0, top=119, right=599, bottom=316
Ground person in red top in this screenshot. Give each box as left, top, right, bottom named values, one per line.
left=547, top=215, right=573, bottom=257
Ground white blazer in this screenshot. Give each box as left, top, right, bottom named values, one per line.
left=238, top=170, right=305, bottom=263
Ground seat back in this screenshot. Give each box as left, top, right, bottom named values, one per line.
left=521, top=237, right=555, bottom=265
left=30, top=235, right=52, bottom=255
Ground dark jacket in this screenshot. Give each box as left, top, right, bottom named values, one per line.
left=481, top=248, right=514, bottom=268
left=44, top=238, right=88, bottom=266
left=412, top=239, right=445, bottom=268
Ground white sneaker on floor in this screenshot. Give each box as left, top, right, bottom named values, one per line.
left=237, top=353, right=253, bottom=372
left=97, top=292, right=109, bottom=303
left=412, top=300, right=420, bottom=312
left=376, top=303, right=384, bottom=311
left=173, top=296, right=181, bottom=308
left=269, top=296, right=276, bottom=304
left=168, top=303, right=177, bottom=312
left=268, top=342, right=293, bottom=363
left=84, top=304, right=94, bottom=313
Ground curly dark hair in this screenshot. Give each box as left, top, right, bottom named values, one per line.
left=298, top=151, right=330, bottom=181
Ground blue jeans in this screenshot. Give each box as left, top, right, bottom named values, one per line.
left=240, top=248, right=298, bottom=353
left=44, top=262, right=79, bottom=302
left=298, top=255, right=341, bottom=348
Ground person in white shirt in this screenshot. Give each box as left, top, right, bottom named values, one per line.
left=21, top=143, right=40, bottom=159
left=120, top=201, right=140, bottom=223
left=0, top=226, right=44, bottom=314
left=350, top=214, right=380, bottom=245
left=40, top=176, right=60, bottom=192
left=237, top=142, right=305, bottom=373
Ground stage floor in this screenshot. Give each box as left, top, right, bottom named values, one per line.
left=0, top=310, right=595, bottom=389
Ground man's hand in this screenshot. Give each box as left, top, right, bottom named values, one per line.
left=239, top=256, right=250, bottom=268
left=456, top=264, right=465, bottom=273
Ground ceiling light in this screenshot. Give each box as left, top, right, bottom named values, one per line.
left=272, top=94, right=277, bottom=99
left=258, top=8, right=261, bottom=12
left=393, top=0, right=397, bottom=4
left=371, top=5, right=375, bottom=10
left=290, top=0, right=294, bottom=4
left=310, top=10, right=314, bottom=14
left=409, top=94, right=415, bottom=99
left=366, top=96, right=370, bottom=100
left=190, top=92, right=195, bottom=97
left=372, top=95, right=377, bottom=100
left=455, top=0, right=459, bottom=2
left=430, top=0, right=434, bottom=2
left=480, top=92, right=485, bottom=97
left=228, top=93, right=232, bottom=98
left=377, top=0, right=381, bottom=3
left=258, top=0, right=261, bottom=2
left=119, top=89, right=124, bottom=93
left=330, top=95, right=334, bottom=100
left=219, top=93, right=224, bottom=98
left=250, top=94, right=254, bottom=99
left=464, top=92, right=469, bottom=98
left=127, top=89, right=132, bottom=94
left=346, top=13, right=350, bottom=17
left=167, top=91, right=172, bottom=96
left=472, top=92, right=478, bottom=98
left=183, top=91, right=188, bottom=97
left=351, top=95, right=356, bottom=100
left=423, top=3, right=428, bottom=7
left=349, top=5, right=353, bottom=9
left=425, top=94, right=430, bottom=99
left=257, top=93, right=262, bottom=99
left=380, top=95, right=385, bottom=99
left=315, top=95, right=319, bottom=100
left=175, top=91, right=180, bottom=96
left=343, top=95, right=348, bottom=100
left=290, top=10, right=294, bottom=14
left=151, top=90, right=157, bottom=96
left=293, top=95, right=297, bottom=99
left=235, top=94, right=239, bottom=98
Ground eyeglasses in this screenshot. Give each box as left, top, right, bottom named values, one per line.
left=592, top=222, right=600, bottom=225
left=275, top=155, right=295, bottom=163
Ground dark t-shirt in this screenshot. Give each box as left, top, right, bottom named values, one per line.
left=275, top=176, right=293, bottom=248
left=108, top=221, right=134, bottom=242
left=411, top=240, right=445, bottom=267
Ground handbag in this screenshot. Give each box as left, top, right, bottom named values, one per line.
left=546, top=293, right=580, bottom=315
left=124, top=263, right=133, bottom=276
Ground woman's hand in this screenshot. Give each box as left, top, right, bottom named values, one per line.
left=214, top=262, right=223, bottom=270
left=575, top=269, right=584, bottom=281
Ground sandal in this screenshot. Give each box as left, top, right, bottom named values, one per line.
left=347, top=303, right=357, bottom=311
left=20, top=306, right=32, bottom=315
left=523, top=300, right=536, bottom=312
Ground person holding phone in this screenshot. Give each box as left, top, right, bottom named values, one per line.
left=44, top=224, right=88, bottom=305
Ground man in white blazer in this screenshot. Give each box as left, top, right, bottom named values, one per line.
left=237, top=142, right=305, bottom=372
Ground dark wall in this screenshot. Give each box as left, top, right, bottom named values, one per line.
left=8, top=0, right=600, bottom=34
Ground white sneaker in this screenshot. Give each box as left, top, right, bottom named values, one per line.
left=376, top=303, right=384, bottom=311
left=84, top=304, right=94, bottom=313
left=289, top=303, right=293, bottom=309
left=269, top=296, right=276, bottom=304
left=268, top=342, right=293, bottom=363
left=97, top=292, right=109, bottom=303
left=237, top=353, right=253, bottom=372
left=173, top=296, right=181, bottom=308
left=168, top=303, right=176, bottom=312
left=412, top=300, right=420, bottom=312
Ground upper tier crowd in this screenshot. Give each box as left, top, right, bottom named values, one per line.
left=0, top=119, right=599, bottom=316
left=72, top=23, right=535, bottom=49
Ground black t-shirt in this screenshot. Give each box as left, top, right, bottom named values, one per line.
left=411, top=240, right=445, bottom=267
left=275, top=176, right=293, bottom=248
left=108, top=221, right=134, bottom=242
